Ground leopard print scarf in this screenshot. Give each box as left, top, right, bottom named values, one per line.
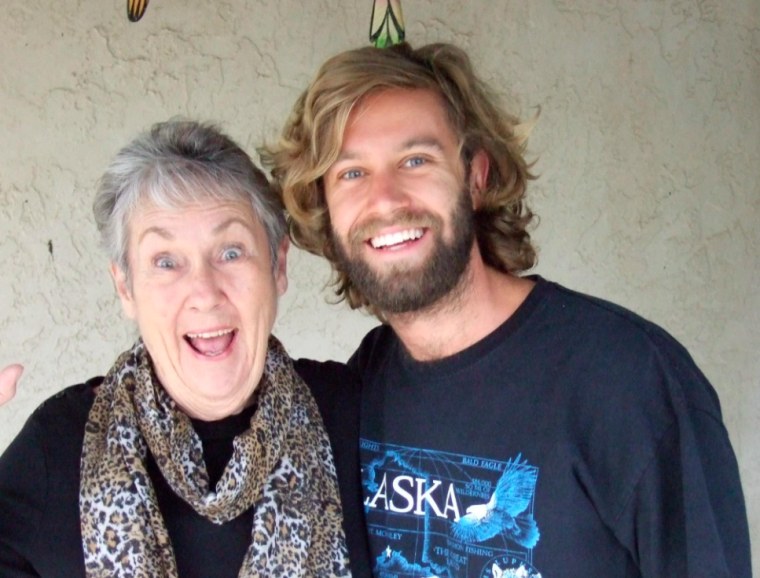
left=80, top=337, right=350, bottom=577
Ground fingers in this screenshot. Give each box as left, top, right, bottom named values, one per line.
left=0, top=364, right=24, bottom=406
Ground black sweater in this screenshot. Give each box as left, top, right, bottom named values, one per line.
left=0, top=358, right=371, bottom=577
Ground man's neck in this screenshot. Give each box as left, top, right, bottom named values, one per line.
left=385, top=251, right=535, bottom=362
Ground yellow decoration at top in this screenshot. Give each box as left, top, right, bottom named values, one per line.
left=127, top=0, right=149, bottom=22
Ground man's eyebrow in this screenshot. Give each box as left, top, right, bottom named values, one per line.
left=400, top=137, right=445, bottom=152
left=333, top=150, right=360, bottom=164
left=333, top=137, right=445, bottom=164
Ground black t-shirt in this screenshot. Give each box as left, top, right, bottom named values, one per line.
left=0, top=359, right=370, bottom=578
left=350, top=277, right=751, bottom=578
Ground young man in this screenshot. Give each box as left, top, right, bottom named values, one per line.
left=264, top=42, right=751, bottom=577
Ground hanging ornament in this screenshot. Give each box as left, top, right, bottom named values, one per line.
left=127, top=0, right=149, bottom=22
left=370, top=0, right=405, bottom=48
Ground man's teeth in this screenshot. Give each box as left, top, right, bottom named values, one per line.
left=370, top=228, right=423, bottom=249
left=186, top=328, right=234, bottom=339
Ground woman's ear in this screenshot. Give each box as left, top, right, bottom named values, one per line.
left=274, top=237, right=289, bottom=297
left=110, top=263, right=137, bottom=320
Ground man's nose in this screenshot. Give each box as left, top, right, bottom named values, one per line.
left=366, top=170, right=410, bottom=212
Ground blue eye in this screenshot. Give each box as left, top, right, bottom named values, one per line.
left=155, top=256, right=176, bottom=269
left=405, top=156, right=426, bottom=167
left=222, top=247, right=243, bottom=261
left=341, top=169, right=363, bottom=180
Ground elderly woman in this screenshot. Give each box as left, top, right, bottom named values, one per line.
left=0, top=121, right=367, bottom=577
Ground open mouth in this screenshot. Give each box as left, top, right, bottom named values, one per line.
left=369, top=228, right=425, bottom=250
left=184, top=328, right=236, bottom=357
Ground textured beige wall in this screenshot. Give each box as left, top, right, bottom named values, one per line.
left=1, top=0, right=758, bottom=564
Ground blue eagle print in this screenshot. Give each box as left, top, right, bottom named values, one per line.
left=450, top=454, right=540, bottom=549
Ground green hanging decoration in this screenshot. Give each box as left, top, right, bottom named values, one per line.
left=127, top=0, right=149, bottom=22
left=370, top=0, right=405, bottom=48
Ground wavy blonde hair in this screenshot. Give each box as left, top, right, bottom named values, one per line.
left=261, top=42, right=537, bottom=311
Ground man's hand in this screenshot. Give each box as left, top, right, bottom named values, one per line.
left=0, top=364, right=23, bottom=406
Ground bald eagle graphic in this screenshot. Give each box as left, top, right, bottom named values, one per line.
left=450, top=454, right=540, bottom=549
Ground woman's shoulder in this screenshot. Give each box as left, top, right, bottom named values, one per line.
left=292, top=358, right=360, bottom=432
left=0, top=377, right=101, bottom=576
left=30, top=376, right=102, bottom=429
left=293, top=358, right=360, bottom=396
left=292, top=358, right=370, bottom=577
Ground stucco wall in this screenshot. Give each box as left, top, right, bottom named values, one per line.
left=1, top=0, right=758, bottom=566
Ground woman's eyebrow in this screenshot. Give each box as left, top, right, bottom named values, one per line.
left=213, top=217, right=256, bottom=235
left=137, top=226, right=173, bottom=244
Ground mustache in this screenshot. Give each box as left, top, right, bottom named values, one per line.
left=347, top=209, right=441, bottom=245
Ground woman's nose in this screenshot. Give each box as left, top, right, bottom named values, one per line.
left=187, top=264, right=224, bottom=311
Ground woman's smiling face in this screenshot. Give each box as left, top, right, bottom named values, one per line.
left=111, top=198, right=288, bottom=420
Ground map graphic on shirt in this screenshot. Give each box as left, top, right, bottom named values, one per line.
left=360, top=439, right=542, bottom=578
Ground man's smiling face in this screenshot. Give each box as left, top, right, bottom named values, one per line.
left=324, top=88, right=488, bottom=314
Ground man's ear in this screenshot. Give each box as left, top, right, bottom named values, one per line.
left=110, top=262, right=136, bottom=320
left=274, top=236, right=289, bottom=297
left=468, top=149, right=490, bottom=208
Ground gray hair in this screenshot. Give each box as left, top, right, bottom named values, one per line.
left=93, top=120, right=286, bottom=275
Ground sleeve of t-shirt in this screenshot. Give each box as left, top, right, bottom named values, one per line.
left=0, top=414, right=46, bottom=577
left=611, top=345, right=752, bottom=578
